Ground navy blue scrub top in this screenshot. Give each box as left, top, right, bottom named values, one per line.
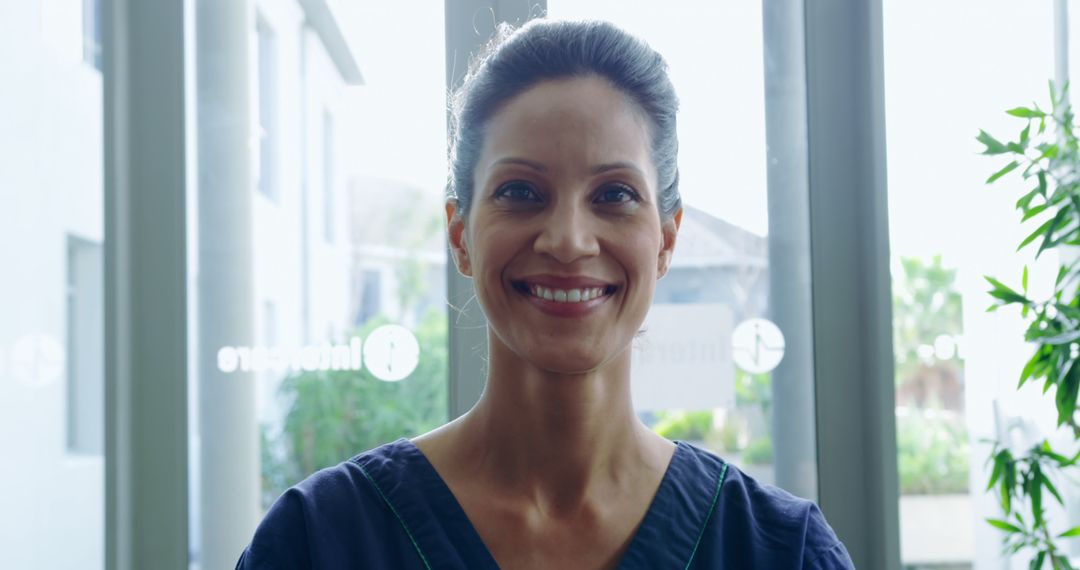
left=236, top=438, right=854, bottom=569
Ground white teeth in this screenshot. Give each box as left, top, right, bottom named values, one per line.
left=528, top=285, right=609, bottom=303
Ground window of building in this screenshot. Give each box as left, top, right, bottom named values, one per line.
left=66, top=235, right=104, bottom=455
left=262, top=300, right=277, bottom=348
left=82, top=0, right=102, bottom=71
left=357, top=269, right=381, bottom=325
left=256, top=16, right=279, bottom=201
left=323, top=109, right=335, bottom=243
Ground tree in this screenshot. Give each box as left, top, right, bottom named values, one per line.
left=261, top=309, right=448, bottom=506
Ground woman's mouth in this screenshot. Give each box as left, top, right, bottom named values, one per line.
left=511, top=281, right=618, bottom=304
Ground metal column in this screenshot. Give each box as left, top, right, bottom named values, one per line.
left=104, top=0, right=189, bottom=567
left=763, top=0, right=819, bottom=503
left=804, top=0, right=901, bottom=567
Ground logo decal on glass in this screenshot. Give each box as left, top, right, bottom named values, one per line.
left=732, top=318, right=785, bottom=374
left=214, top=325, right=421, bottom=381
left=363, top=324, right=420, bottom=382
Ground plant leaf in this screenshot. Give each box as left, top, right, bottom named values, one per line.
left=978, top=130, right=1009, bottom=155
left=1041, top=471, right=1064, bottom=506
left=1059, top=525, right=1080, bottom=538
left=1036, top=207, right=1074, bottom=258
left=1018, top=187, right=1043, bottom=210
left=986, top=518, right=1024, bottom=533
left=1019, top=216, right=1058, bottom=252
left=1003, top=456, right=1015, bottom=514
left=1007, top=106, right=1047, bottom=118
left=987, top=160, right=1021, bottom=184
left=1031, top=461, right=1044, bottom=526
left=1023, top=204, right=1049, bottom=222
left=1037, top=144, right=1060, bottom=161
left=988, top=451, right=1005, bottom=490
left=1055, top=363, right=1080, bottom=426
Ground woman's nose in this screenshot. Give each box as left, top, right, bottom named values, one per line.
left=533, top=202, right=601, bottom=263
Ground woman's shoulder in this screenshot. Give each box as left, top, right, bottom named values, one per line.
left=675, top=441, right=854, bottom=569
left=265, top=437, right=414, bottom=511
left=236, top=438, right=428, bottom=569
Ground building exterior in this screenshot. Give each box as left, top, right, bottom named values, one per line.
left=0, top=0, right=362, bottom=567
left=1, top=1, right=108, bottom=567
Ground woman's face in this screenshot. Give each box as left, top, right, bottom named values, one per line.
left=448, top=75, right=681, bottom=374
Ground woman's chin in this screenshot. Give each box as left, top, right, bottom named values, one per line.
left=524, top=348, right=612, bottom=376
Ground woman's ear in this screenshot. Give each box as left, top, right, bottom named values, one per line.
left=657, top=207, right=682, bottom=279
left=446, top=200, right=472, bottom=277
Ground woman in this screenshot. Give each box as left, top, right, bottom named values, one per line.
left=238, top=19, right=854, bottom=569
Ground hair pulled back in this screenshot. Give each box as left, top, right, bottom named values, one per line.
left=448, top=18, right=681, bottom=219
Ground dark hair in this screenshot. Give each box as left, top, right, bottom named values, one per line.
left=447, top=19, right=681, bottom=219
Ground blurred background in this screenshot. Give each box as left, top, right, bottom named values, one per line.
left=2, top=0, right=1079, bottom=568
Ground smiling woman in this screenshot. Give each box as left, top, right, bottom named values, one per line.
left=236, top=19, right=854, bottom=570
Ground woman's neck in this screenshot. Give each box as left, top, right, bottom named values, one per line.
left=443, top=333, right=670, bottom=515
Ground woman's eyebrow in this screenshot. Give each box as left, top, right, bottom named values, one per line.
left=491, top=157, right=548, bottom=172
left=590, top=161, right=645, bottom=176
left=490, top=157, right=644, bottom=177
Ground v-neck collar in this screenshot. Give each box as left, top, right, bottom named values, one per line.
left=356, top=438, right=727, bottom=569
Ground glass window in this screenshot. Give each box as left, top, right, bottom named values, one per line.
left=190, top=3, right=448, bottom=567
left=883, top=1, right=1080, bottom=567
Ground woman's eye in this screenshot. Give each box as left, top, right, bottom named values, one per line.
left=595, top=184, right=640, bottom=204
left=494, top=182, right=542, bottom=202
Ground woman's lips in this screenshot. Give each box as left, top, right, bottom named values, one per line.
left=511, top=278, right=618, bottom=316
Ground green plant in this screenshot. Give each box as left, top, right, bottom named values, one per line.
left=735, top=368, right=771, bottom=418
left=701, top=415, right=744, bottom=453
left=892, top=255, right=966, bottom=411
left=896, top=411, right=969, bottom=495
left=652, top=410, right=713, bottom=441
left=742, top=436, right=773, bottom=466
left=261, top=308, right=448, bottom=505
left=978, top=81, right=1080, bottom=568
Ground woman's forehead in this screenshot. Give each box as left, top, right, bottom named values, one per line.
left=476, top=76, right=656, bottom=182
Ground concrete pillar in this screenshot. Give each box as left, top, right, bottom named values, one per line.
left=196, top=0, right=259, bottom=568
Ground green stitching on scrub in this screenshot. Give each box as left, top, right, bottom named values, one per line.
left=684, top=462, right=729, bottom=570
left=357, top=463, right=432, bottom=570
